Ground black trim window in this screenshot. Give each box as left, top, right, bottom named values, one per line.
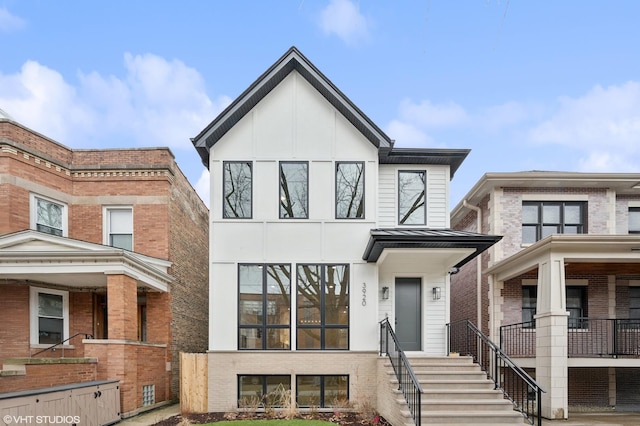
left=630, top=287, right=640, bottom=320
left=629, top=208, right=640, bottom=234
left=567, top=286, right=587, bottom=329
left=297, top=264, right=349, bottom=349
left=280, top=162, right=308, bottom=219
left=296, top=375, right=348, bottom=407
left=223, top=161, right=252, bottom=218
left=239, top=264, right=291, bottom=350
left=238, top=375, right=291, bottom=407
left=522, top=286, right=537, bottom=327
left=336, top=162, right=364, bottom=219
left=398, top=170, right=426, bottom=225
left=522, top=201, right=586, bottom=244
left=521, top=285, right=587, bottom=329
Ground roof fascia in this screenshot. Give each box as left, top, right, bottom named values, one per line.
left=191, top=46, right=392, bottom=168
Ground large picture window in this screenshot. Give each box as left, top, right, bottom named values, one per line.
left=238, top=264, right=291, bottom=349
left=30, top=287, right=69, bottom=345
left=296, top=375, right=348, bottom=407
left=335, top=162, right=364, bottom=219
left=296, top=264, right=349, bottom=350
left=280, top=162, right=308, bottom=219
left=31, top=194, right=67, bottom=237
left=522, top=201, right=586, bottom=244
left=629, top=208, right=640, bottom=234
left=223, top=162, right=252, bottom=218
left=238, top=375, right=291, bottom=407
left=398, top=171, right=426, bottom=225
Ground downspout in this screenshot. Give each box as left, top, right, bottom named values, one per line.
left=462, top=199, right=482, bottom=328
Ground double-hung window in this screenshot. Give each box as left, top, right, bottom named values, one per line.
left=223, top=161, right=252, bottom=218
left=30, top=287, right=68, bottom=345
left=398, top=170, right=426, bottom=225
left=629, top=208, right=640, bottom=234
left=522, top=201, right=586, bottom=244
left=31, top=194, right=67, bottom=236
left=280, top=162, right=308, bottom=219
left=105, top=207, right=133, bottom=250
left=335, top=162, right=364, bottom=219
left=296, top=264, right=349, bottom=349
left=238, top=264, right=291, bottom=349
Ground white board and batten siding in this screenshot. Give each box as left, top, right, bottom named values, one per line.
left=377, top=164, right=450, bottom=229
left=208, top=70, right=381, bottom=351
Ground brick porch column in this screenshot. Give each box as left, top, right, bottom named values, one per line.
left=535, top=255, right=569, bottom=419
left=105, top=273, right=139, bottom=414
left=106, top=273, right=138, bottom=340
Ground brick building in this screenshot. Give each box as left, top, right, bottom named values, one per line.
left=0, top=112, right=209, bottom=417
left=450, top=171, right=640, bottom=418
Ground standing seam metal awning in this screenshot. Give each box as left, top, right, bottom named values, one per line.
left=362, top=228, right=502, bottom=268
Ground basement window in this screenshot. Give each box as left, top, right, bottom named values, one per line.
left=142, top=384, right=155, bottom=406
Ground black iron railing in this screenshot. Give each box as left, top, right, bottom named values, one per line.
left=31, top=332, right=93, bottom=357
left=500, top=318, right=640, bottom=358
left=379, top=318, right=422, bottom=426
left=447, top=320, right=544, bottom=426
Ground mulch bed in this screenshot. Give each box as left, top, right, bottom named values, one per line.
left=152, top=412, right=392, bottom=425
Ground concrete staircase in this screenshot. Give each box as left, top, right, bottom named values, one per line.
left=385, top=355, right=526, bottom=425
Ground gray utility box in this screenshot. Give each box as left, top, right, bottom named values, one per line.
left=0, top=380, right=120, bottom=426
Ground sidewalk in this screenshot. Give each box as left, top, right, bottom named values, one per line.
left=541, top=412, right=640, bottom=426
left=118, top=403, right=180, bottom=426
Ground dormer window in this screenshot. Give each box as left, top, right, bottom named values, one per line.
left=398, top=170, right=426, bottom=225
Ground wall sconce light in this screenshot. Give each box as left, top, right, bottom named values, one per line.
left=382, top=286, right=389, bottom=300
left=432, top=287, right=442, bottom=301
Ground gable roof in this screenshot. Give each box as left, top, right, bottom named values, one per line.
left=191, top=46, right=469, bottom=178
left=192, top=46, right=392, bottom=166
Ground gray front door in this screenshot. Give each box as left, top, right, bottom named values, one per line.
left=395, top=278, right=421, bottom=351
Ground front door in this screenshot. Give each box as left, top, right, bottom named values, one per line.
left=395, top=278, right=421, bottom=351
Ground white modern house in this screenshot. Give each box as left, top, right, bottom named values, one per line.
left=191, top=47, right=508, bottom=423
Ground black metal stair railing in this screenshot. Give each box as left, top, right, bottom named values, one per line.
left=447, top=319, right=544, bottom=426
left=379, top=318, right=423, bottom=426
left=31, top=332, right=93, bottom=357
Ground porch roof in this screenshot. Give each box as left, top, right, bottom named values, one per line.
left=0, top=230, right=173, bottom=292
left=485, top=234, right=640, bottom=282
left=362, top=228, right=502, bottom=268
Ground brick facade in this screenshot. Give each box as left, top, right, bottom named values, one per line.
left=0, top=118, right=209, bottom=415
left=450, top=172, right=640, bottom=414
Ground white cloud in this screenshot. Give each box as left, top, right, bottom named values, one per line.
left=318, top=0, right=371, bottom=46
left=529, top=81, right=640, bottom=154
left=386, top=119, right=434, bottom=148
left=194, top=169, right=210, bottom=209
left=0, top=7, right=26, bottom=32
left=0, top=53, right=230, bottom=151
left=397, top=98, right=468, bottom=128
left=0, top=61, right=94, bottom=141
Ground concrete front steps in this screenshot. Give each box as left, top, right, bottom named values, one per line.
left=388, top=355, right=526, bottom=426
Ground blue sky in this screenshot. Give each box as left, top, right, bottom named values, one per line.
left=1, top=1, right=639, bottom=209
